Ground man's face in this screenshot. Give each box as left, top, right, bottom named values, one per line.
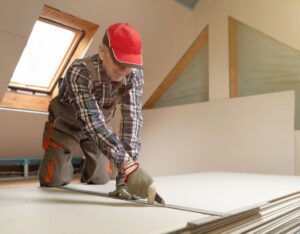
left=99, top=44, right=133, bottom=82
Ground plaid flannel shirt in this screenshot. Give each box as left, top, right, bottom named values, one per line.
left=57, top=54, right=144, bottom=166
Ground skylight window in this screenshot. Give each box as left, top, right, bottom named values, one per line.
left=10, top=20, right=78, bottom=93
left=11, top=20, right=75, bottom=89
left=0, top=5, right=98, bottom=112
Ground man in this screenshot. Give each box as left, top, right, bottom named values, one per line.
left=39, top=22, right=157, bottom=203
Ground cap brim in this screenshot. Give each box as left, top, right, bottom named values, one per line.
left=109, top=47, right=143, bottom=69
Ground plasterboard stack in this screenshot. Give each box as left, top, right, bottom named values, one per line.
left=169, top=192, right=300, bottom=234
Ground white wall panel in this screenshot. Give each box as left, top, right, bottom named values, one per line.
left=140, top=91, right=295, bottom=176
left=0, top=109, right=82, bottom=157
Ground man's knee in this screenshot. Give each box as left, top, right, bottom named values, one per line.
left=39, top=178, right=70, bottom=187
left=79, top=142, right=112, bottom=185
left=87, top=177, right=110, bottom=185
left=80, top=166, right=110, bottom=185
left=42, top=121, right=78, bottom=154
left=39, top=147, right=73, bottom=187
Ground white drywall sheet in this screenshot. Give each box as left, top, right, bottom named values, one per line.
left=154, top=172, right=300, bottom=214
left=0, top=186, right=207, bottom=234
left=1, top=172, right=300, bottom=233
left=60, top=172, right=300, bottom=215
left=140, top=91, right=295, bottom=176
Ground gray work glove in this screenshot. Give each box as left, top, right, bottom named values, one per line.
left=125, top=167, right=158, bottom=204
left=108, top=173, right=140, bottom=200
left=109, top=162, right=157, bottom=204
left=126, top=167, right=154, bottom=199
left=108, top=187, right=140, bottom=200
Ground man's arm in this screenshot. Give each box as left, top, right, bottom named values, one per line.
left=65, top=61, right=131, bottom=168
left=120, top=69, right=144, bottom=161
left=67, top=63, right=158, bottom=203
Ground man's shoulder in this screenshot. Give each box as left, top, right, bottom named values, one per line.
left=66, top=58, right=93, bottom=84
left=69, top=59, right=88, bottom=72
left=71, top=53, right=98, bottom=66
left=134, top=68, right=144, bottom=84
left=123, top=68, right=144, bottom=88
left=68, top=54, right=97, bottom=75
left=132, top=68, right=143, bottom=78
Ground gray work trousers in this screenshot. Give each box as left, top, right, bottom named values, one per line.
left=39, top=98, right=116, bottom=187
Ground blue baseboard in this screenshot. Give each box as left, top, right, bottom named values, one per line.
left=0, top=157, right=82, bottom=166
left=0, top=157, right=82, bottom=178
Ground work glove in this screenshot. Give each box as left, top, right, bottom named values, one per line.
left=124, top=162, right=157, bottom=204
left=108, top=187, right=140, bottom=200
left=108, top=173, right=139, bottom=200
left=126, top=167, right=155, bottom=200
left=109, top=162, right=157, bottom=204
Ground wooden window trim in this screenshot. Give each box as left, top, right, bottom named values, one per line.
left=0, top=92, right=50, bottom=112
left=0, top=5, right=98, bottom=112
left=143, top=25, right=209, bottom=109
left=9, top=18, right=84, bottom=93
left=229, top=17, right=238, bottom=98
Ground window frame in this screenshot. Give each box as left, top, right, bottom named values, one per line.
left=0, top=5, right=98, bottom=112
left=9, top=18, right=84, bottom=93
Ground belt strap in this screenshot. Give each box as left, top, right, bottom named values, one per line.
left=81, top=57, right=100, bottom=83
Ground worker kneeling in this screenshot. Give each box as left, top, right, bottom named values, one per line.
left=39, top=22, right=157, bottom=203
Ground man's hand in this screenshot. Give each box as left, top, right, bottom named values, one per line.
left=126, top=167, right=157, bottom=204
left=125, top=167, right=152, bottom=198
left=108, top=173, right=140, bottom=200
left=108, top=187, right=140, bottom=200
left=110, top=161, right=159, bottom=204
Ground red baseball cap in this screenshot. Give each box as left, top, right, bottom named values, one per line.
left=103, top=23, right=143, bottom=68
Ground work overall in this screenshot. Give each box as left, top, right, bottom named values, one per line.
left=39, top=58, right=117, bottom=187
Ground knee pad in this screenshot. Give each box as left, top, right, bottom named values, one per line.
left=39, top=147, right=73, bottom=187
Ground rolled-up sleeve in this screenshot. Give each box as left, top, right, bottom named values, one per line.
left=66, top=63, right=130, bottom=166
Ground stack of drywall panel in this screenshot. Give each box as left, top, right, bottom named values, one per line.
left=178, top=192, right=300, bottom=233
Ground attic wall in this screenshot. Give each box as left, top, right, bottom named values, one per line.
left=193, top=0, right=300, bottom=100
left=191, top=0, right=300, bottom=174
left=140, top=91, right=295, bottom=176
left=0, top=109, right=47, bottom=157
